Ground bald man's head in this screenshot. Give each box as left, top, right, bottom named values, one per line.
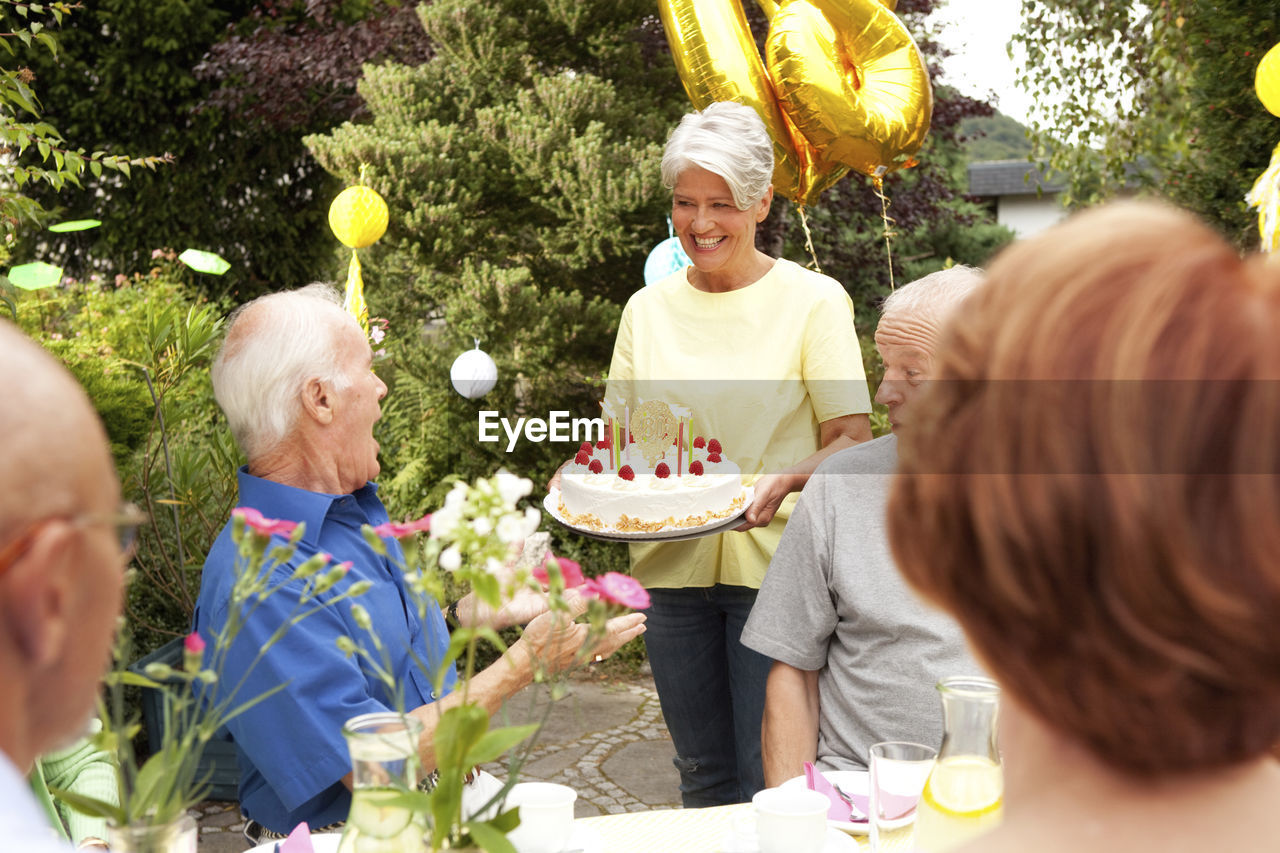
left=0, top=319, right=123, bottom=768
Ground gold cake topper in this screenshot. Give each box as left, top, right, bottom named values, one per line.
left=630, top=400, right=678, bottom=467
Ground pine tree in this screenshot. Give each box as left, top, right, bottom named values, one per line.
left=305, top=0, right=687, bottom=515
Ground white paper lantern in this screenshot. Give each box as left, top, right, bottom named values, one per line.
left=450, top=343, right=498, bottom=399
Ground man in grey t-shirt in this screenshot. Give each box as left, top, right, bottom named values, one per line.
left=742, top=267, right=986, bottom=785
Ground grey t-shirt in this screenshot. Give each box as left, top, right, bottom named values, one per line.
left=742, top=434, right=980, bottom=770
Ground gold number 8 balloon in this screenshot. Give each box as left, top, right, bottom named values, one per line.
left=658, top=0, right=931, bottom=207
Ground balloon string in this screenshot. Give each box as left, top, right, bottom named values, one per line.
left=797, top=204, right=822, bottom=273
left=873, top=177, right=896, bottom=291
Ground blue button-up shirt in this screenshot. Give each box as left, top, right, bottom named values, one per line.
left=192, top=469, right=457, bottom=833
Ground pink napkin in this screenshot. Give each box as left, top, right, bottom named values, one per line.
left=804, top=762, right=865, bottom=822
left=278, top=822, right=315, bottom=852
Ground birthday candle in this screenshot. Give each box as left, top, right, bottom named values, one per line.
left=610, top=419, right=617, bottom=470
left=687, top=418, right=693, bottom=468
left=677, top=421, right=683, bottom=476
left=624, top=406, right=630, bottom=462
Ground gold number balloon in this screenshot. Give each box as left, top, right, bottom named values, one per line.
left=658, top=0, right=929, bottom=203
left=768, top=0, right=931, bottom=178
left=657, top=0, right=847, bottom=205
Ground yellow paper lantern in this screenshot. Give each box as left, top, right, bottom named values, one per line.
left=1257, top=42, right=1280, bottom=117
left=328, top=186, right=389, bottom=249
left=328, top=183, right=389, bottom=333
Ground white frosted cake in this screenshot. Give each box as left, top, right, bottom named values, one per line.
left=557, top=432, right=747, bottom=533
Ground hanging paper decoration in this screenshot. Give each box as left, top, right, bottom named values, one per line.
left=450, top=341, right=498, bottom=399
left=1246, top=141, right=1280, bottom=253
left=48, top=219, right=102, bottom=233
left=178, top=249, right=231, bottom=275
left=7, top=261, right=62, bottom=290
left=328, top=182, right=389, bottom=334
left=1256, top=42, right=1280, bottom=117
left=644, top=217, right=692, bottom=285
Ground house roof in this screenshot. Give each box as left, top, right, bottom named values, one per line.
left=968, top=160, right=1065, bottom=197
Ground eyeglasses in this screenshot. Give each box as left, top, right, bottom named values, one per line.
left=82, top=503, right=149, bottom=555
left=0, top=502, right=149, bottom=575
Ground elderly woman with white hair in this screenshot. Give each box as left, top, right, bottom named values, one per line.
left=606, top=101, right=873, bottom=806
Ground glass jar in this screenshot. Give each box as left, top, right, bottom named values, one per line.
left=107, top=814, right=197, bottom=853
left=338, top=711, right=429, bottom=853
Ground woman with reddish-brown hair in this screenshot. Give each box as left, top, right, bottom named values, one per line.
left=887, top=200, right=1280, bottom=853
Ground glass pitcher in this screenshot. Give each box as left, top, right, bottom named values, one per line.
left=338, top=712, right=429, bottom=853
left=913, top=675, right=1003, bottom=853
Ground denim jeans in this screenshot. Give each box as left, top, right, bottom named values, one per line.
left=643, top=585, right=772, bottom=807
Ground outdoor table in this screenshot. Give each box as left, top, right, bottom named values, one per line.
left=577, top=802, right=908, bottom=851
left=252, top=804, right=911, bottom=852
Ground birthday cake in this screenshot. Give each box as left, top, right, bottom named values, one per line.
left=556, top=401, right=748, bottom=533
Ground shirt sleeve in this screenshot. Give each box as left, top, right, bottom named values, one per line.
left=210, top=572, right=393, bottom=814
left=36, top=723, right=116, bottom=845
left=801, top=282, right=872, bottom=421
left=741, top=477, right=839, bottom=670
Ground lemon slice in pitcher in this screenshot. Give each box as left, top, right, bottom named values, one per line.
left=348, top=787, right=415, bottom=839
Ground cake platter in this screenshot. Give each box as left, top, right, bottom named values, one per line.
left=543, top=486, right=754, bottom=543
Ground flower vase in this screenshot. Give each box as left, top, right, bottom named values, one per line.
left=339, top=711, right=429, bottom=853
left=106, top=814, right=197, bottom=853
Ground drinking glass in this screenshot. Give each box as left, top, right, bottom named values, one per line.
left=868, top=741, right=937, bottom=852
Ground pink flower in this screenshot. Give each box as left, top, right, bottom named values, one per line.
left=183, top=632, right=205, bottom=654
left=232, top=506, right=299, bottom=537
left=335, top=561, right=353, bottom=575
left=533, top=555, right=586, bottom=589
left=371, top=514, right=432, bottom=539
left=182, top=632, right=205, bottom=672
left=581, top=572, right=650, bottom=610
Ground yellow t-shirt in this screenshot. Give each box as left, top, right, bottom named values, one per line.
left=607, top=258, right=872, bottom=589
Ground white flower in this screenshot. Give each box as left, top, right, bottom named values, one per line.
left=484, top=557, right=503, bottom=576
left=472, top=516, right=493, bottom=537
left=444, top=482, right=469, bottom=510
left=494, top=469, right=532, bottom=506
left=522, top=507, right=541, bottom=537
left=431, top=505, right=461, bottom=540
left=496, top=513, right=526, bottom=544
left=439, top=546, right=462, bottom=572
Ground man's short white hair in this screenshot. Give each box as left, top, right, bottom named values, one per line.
left=212, top=283, right=354, bottom=460
left=881, top=265, right=985, bottom=326
left=660, top=101, right=774, bottom=209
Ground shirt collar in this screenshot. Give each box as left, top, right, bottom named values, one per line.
left=234, top=467, right=381, bottom=548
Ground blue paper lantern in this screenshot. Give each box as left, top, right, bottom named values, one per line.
left=643, top=236, right=691, bottom=286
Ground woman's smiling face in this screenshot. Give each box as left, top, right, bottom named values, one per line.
left=671, top=165, right=771, bottom=286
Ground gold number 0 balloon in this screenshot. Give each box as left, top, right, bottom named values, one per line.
left=768, top=0, right=931, bottom=179
left=659, top=0, right=929, bottom=205
left=657, top=0, right=848, bottom=205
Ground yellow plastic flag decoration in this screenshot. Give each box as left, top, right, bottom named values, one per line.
left=328, top=183, right=389, bottom=334
left=1246, top=141, right=1280, bottom=253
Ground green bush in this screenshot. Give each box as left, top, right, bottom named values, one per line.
left=11, top=273, right=239, bottom=654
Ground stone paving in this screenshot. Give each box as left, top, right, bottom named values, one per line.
left=193, top=672, right=677, bottom=851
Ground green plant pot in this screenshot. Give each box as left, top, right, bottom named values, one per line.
left=130, top=637, right=241, bottom=801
